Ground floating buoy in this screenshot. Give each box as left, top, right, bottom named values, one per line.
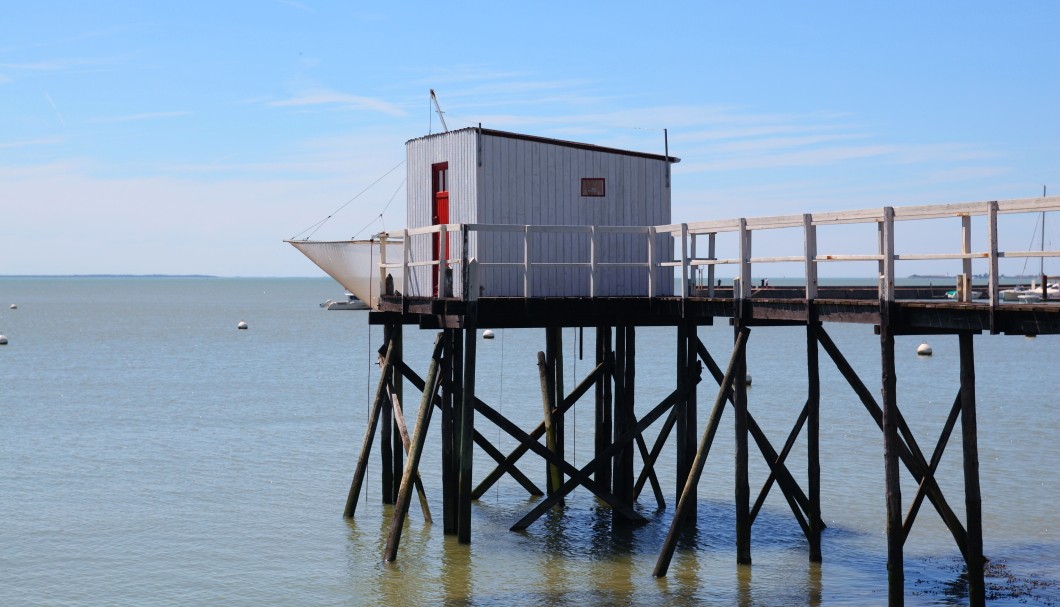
left=482, top=329, right=495, bottom=339
left=0, top=334, right=7, bottom=345
left=916, top=342, right=932, bottom=356
left=745, top=373, right=752, bottom=386
left=237, top=321, right=248, bottom=330
left=9, top=304, right=16, bottom=309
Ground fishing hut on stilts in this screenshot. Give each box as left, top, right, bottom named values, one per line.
left=289, top=126, right=1060, bottom=607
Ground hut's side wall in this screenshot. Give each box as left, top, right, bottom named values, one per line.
left=478, top=133, right=673, bottom=297
left=405, top=130, right=480, bottom=297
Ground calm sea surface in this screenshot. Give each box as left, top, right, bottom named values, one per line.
left=1, top=277, right=1056, bottom=606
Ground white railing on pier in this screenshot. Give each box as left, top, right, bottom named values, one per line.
left=377, top=195, right=1060, bottom=308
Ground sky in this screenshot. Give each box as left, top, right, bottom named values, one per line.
left=2, top=1, right=1058, bottom=277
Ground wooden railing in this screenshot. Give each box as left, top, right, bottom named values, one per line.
left=378, top=195, right=1060, bottom=306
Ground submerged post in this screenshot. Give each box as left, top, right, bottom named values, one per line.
left=959, top=332, right=985, bottom=606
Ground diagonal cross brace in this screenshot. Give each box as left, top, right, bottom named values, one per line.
left=510, top=367, right=702, bottom=531
left=399, top=361, right=543, bottom=497
left=472, top=362, right=607, bottom=499
left=817, top=327, right=969, bottom=558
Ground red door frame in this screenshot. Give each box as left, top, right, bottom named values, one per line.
left=431, top=162, right=449, bottom=297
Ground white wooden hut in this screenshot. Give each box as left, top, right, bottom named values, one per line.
left=404, top=127, right=678, bottom=298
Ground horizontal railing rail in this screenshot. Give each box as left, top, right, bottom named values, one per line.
left=377, top=195, right=1060, bottom=307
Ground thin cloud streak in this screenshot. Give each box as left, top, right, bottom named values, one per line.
left=90, top=111, right=192, bottom=124
left=270, top=90, right=407, bottom=116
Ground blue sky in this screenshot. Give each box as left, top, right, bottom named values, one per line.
left=2, top=1, right=1058, bottom=277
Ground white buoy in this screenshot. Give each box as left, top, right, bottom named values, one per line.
left=0, top=334, right=8, bottom=345
left=482, top=329, right=495, bottom=339
left=916, top=342, right=932, bottom=356
left=9, top=304, right=16, bottom=309
left=237, top=321, right=248, bottom=330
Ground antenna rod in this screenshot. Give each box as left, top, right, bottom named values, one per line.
left=430, top=89, right=449, bottom=133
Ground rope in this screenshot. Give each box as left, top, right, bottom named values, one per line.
left=352, top=177, right=407, bottom=239
left=289, top=159, right=406, bottom=240
left=571, top=327, right=576, bottom=467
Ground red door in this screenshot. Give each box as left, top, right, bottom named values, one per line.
left=431, top=163, right=449, bottom=297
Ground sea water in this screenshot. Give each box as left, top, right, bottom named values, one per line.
left=0, top=277, right=1056, bottom=606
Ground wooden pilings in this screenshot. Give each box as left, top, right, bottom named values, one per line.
left=346, top=308, right=988, bottom=607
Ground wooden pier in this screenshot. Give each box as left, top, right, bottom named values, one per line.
left=334, top=195, right=1060, bottom=607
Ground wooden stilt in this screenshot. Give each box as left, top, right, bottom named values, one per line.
left=391, top=324, right=404, bottom=503
left=902, top=392, right=961, bottom=538
left=441, top=330, right=457, bottom=535
left=807, top=321, right=822, bottom=562
left=344, top=340, right=395, bottom=519
left=538, top=350, right=563, bottom=505
left=734, top=321, right=751, bottom=564
left=458, top=314, right=477, bottom=544
left=384, top=334, right=445, bottom=562
left=613, top=326, right=636, bottom=526
left=550, top=326, right=565, bottom=494
left=881, top=303, right=904, bottom=606
left=380, top=326, right=395, bottom=504
left=595, top=326, right=613, bottom=490
left=959, top=332, right=986, bottom=607
left=654, top=327, right=750, bottom=577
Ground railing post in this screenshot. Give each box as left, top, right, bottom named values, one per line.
left=524, top=226, right=532, bottom=298
left=402, top=231, right=410, bottom=300
left=647, top=226, right=656, bottom=297
left=378, top=232, right=388, bottom=306
left=803, top=214, right=818, bottom=302
left=738, top=218, right=751, bottom=300
left=960, top=214, right=973, bottom=303
left=680, top=223, right=689, bottom=299
left=707, top=233, right=717, bottom=297
left=689, top=231, right=697, bottom=289
left=880, top=207, right=895, bottom=303
left=590, top=225, right=598, bottom=298
left=987, top=202, right=999, bottom=312
left=461, top=225, right=470, bottom=300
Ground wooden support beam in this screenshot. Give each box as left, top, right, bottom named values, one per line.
left=470, top=361, right=604, bottom=499
left=748, top=405, right=812, bottom=534
left=343, top=340, right=395, bottom=519
left=398, top=360, right=543, bottom=498
left=630, top=410, right=666, bottom=509
left=734, top=320, right=751, bottom=564
left=538, top=349, right=563, bottom=502
left=807, top=320, right=823, bottom=562
left=384, top=333, right=445, bottom=562
left=817, top=328, right=970, bottom=558
left=391, top=324, right=404, bottom=503
left=380, top=327, right=395, bottom=504
left=613, top=326, right=636, bottom=526
left=960, top=332, right=986, bottom=607
left=699, top=342, right=827, bottom=534
left=510, top=367, right=701, bottom=532
left=880, top=302, right=904, bottom=606
left=596, top=327, right=613, bottom=490
left=441, top=330, right=457, bottom=535
left=634, top=403, right=678, bottom=502
left=388, top=388, right=432, bottom=524
left=654, top=327, right=750, bottom=577
left=458, top=314, right=477, bottom=544
left=903, top=391, right=960, bottom=539
left=471, top=396, right=646, bottom=526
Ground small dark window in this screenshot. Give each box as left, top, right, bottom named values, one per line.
left=581, top=178, right=605, bottom=197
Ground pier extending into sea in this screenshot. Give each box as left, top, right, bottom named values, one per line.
left=343, top=195, right=1060, bottom=607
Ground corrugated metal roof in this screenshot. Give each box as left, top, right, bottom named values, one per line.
left=406, top=127, right=680, bottom=164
